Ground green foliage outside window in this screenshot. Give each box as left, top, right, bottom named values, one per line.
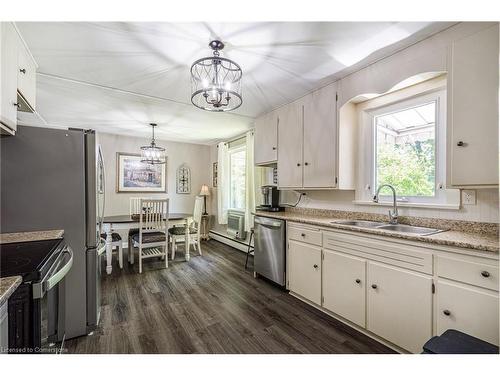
left=376, top=138, right=435, bottom=197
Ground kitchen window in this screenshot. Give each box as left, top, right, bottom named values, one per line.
left=360, top=88, right=454, bottom=206
left=228, top=144, right=246, bottom=210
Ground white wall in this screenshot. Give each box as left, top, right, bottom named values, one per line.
left=97, top=132, right=212, bottom=216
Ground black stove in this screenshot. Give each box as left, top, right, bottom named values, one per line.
left=0, top=238, right=63, bottom=282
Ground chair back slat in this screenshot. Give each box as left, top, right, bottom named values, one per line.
left=139, top=199, right=169, bottom=238
left=193, top=196, right=203, bottom=227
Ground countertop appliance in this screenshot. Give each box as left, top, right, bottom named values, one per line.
left=256, top=185, right=284, bottom=212
left=0, top=239, right=73, bottom=352
left=0, top=125, right=103, bottom=340
left=254, top=216, right=286, bottom=286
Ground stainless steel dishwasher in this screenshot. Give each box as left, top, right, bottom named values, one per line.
left=254, top=216, right=286, bottom=286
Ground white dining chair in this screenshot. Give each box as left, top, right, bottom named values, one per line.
left=100, top=232, right=123, bottom=269
left=129, top=198, right=169, bottom=273
left=169, top=196, right=203, bottom=260
left=127, top=196, right=152, bottom=264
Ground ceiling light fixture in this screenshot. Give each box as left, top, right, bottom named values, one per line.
left=141, top=123, right=166, bottom=164
left=190, top=40, right=242, bottom=112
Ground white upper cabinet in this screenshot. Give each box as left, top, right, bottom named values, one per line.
left=17, top=40, right=37, bottom=110
left=277, top=82, right=347, bottom=189
left=254, top=110, right=278, bottom=165
left=303, top=82, right=337, bottom=188
left=1, top=23, right=19, bottom=134
left=0, top=22, right=37, bottom=136
left=447, top=24, right=499, bottom=187
left=277, top=99, right=303, bottom=188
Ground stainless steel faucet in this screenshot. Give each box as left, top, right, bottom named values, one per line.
left=373, top=184, right=399, bottom=224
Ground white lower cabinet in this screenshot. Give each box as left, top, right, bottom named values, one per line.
left=285, top=224, right=499, bottom=353
left=322, top=250, right=366, bottom=327
left=288, top=240, right=322, bottom=305
left=436, top=280, right=499, bottom=346
left=367, top=262, right=433, bottom=353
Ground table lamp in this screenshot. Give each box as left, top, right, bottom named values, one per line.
left=199, top=184, right=210, bottom=215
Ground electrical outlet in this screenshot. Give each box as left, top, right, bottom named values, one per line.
left=462, top=190, right=477, bottom=205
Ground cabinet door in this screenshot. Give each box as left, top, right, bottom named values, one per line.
left=303, top=83, right=337, bottom=188
left=367, top=262, right=432, bottom=353
left=288, top=240, right=321, bottom=305
left=436, top=280, right=499, bottom=346
left=17, top=41, right=37, bottom=110
left=0, top=23, right=19, bottom=132
left=449, top=24, right=499, bottom=186
left=254, top=111, right=278, bottom=165
left=322, top=250, right=366, bottom=327
left=277, top=100, right=303, bottom=188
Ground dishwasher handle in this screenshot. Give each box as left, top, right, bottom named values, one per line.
left=255, top=216, right=284, bottom=228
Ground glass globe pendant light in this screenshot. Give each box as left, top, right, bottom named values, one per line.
left=190, top=40, right=242, bottom=112
left=141, top=123, right=165, bottom=164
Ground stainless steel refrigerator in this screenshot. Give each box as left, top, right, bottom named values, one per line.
left=0, top=125, right=104, bottom=339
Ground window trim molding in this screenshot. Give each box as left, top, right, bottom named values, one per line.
left=355, top=78, right=460, bottom=209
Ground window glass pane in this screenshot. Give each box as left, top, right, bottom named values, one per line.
left=375, top=102, right=436, bottom=197
left=229, top=148, right=246, bottom=209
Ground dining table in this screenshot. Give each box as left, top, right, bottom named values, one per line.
left=102, top=213, right=192, bottom=274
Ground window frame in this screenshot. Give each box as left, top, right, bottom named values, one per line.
left=367, top=89, right=447, bottom=205
left=227, top=143, right=247, bottom=211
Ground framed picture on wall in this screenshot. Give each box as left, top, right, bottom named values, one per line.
left=116, top=152, right=167, bottom=193
left=213, top=162, right=218, bottom=187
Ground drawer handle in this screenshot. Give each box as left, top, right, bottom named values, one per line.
left=355, top=279, right=361, bottom=284
left=481, top=271, right=490, bottom=278
left=371, top=284, right=377, bottom=289
left=300, top=233, right=305, bottom=237
left=272, top=147, right=276, bottom=150
left=313, top=264, right=318, bottom=269
left=297, top=163, right=301, bottom=167
left=304, top=162, right=309, bottom=166
left=20, top=68, right=26, bottom=74
left=456, top=141, right=465, bottom=147
left=443, top=309, right=451, bottom=316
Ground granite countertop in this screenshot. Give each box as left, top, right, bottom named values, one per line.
left=0, top=229, right=64, bottom=244
left=0, top=276, right=22, bottom=306
left=254, top=210, right=499, bottom=253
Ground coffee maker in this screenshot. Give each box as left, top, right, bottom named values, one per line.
left=256, top=185, right=283, bottom=212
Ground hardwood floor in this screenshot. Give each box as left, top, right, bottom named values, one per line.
left=66, top=240, right=395, bottom=354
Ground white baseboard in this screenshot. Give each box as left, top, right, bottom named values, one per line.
left=209, top=231, right=253, bottom=253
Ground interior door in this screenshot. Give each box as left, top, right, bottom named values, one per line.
left=367, top=262, right=432, bottom=353
left=322, top=250, right=366, bottom=327
left=277, top=100, right=303, bottom=188
left=303, top=83, right=337, bottom=188
left=288, top=240, right=321, bottom=304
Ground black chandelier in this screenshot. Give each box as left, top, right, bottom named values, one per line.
left=190, top=40, right=242, bottom=112
left=140, top=123, right=166, bottom=164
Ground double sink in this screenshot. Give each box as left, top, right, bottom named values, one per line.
left=331, top=220, right=446, bottom=236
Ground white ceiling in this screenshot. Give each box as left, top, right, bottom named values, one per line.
left=17, top=22, right=454, bottom=144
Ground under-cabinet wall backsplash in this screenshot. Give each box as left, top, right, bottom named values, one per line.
left=280, top=188, right=499, bottom=223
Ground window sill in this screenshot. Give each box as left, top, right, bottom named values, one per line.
left=352, top=200, right=460, bottom=210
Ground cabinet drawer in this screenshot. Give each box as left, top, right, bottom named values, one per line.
left=288, top=225, right=322, bottom=246
left=436, top=255, right=498, bottom=291
left=323, top=230, right=433, bottom=274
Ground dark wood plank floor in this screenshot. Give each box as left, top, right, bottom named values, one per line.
left=66, top=240, right=395, bottom=354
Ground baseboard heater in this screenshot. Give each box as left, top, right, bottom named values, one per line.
left=209, top=230, right=253, bottom=253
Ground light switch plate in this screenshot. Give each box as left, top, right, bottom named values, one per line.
left=462, top=189, right=477, bottom=205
